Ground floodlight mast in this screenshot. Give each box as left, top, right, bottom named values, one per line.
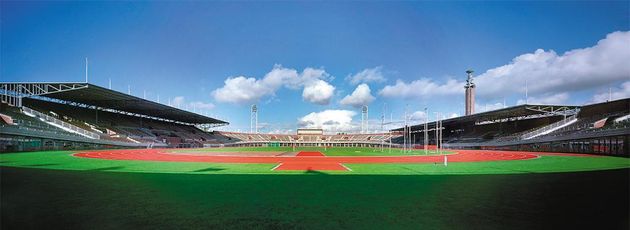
left=250, top=104, right=258, bottom=134
left=381, top=103, right=386, bottom=132
left=525, top=79, right=529, bottom=104
left=381, top=103, right=386, bottom=152
left=434, top=112, right=439, bottom=153
left=424, top=107, right=428, bottom=155
left=361, top=105, right=369, bottom=134
left=389, top=112, right=393, bottom=153
left=404, top=104, right=408, bottom=153
left=440, top=114, right=445, bottom=154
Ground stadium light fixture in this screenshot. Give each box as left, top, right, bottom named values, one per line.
left=434, top=112, right=440, bottom=154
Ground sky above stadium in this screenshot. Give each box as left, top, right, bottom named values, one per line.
left=2, top=1, right=629, bottom=133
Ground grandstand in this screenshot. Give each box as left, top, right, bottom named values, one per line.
left=217, top=130, right=402, bottom=148
left=394, top=98, right=630, bottom=156
left=0, top=83, right=227, bottom=152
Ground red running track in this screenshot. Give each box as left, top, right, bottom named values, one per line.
left=73, top=149, right=545, bottom=171
left=296, top=151, right=326, bottom=157
left=275, top=151, right=346, bottom=170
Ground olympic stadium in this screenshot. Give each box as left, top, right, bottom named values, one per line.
left=1, top=77, right=628, bottom=229
left=2, top=1, right=630, bottom=230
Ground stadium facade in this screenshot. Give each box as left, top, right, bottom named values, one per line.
left=393, top=98, right=629, bottom=156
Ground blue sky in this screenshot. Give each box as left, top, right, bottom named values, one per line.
left=2, top=1, right=629, bottom=133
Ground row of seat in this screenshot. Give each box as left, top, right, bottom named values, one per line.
left=218, top=131, right=399, bottom=143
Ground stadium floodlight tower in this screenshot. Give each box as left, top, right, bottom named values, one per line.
left=361, top=105, right=369, bottom=134
left=250, top=104, right=258, bottom=134
left=424, top=107, right=428, bottom=155
left=465, top=69, right=476, bottom=116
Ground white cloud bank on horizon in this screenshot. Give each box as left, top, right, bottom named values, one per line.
left=340, top=84, right=376, bottom=108
left=379, top=78, right=463, bottom=99
left=516, top=92, right=570, bottom=105
left=378, top=31, right=630, bottom=103
left=298, top=110, right=358, bottom=132
left=212, top=65, right=335, bottom=105
left=589, top=81, right=630, bottom=104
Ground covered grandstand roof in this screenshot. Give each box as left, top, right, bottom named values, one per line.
left=2, top=82, right=227, bottom=125
left=393, top=104, right=580, bottom=131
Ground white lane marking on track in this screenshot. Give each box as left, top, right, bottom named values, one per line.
left=340, top=163, right=352, bottom=171
left=271, top=163, right=283, bottom=171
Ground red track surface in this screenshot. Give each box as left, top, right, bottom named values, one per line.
left=73, top=149, right=551, bottom=171
left=296, top=151, right=326, bottom=157
left=276, top=151, right=344, bottom=170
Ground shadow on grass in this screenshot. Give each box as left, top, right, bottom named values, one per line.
left=23, top=163, right=59, bottom=167
left=89, top=166, right=125, bottom=171
left=303, top=169, right=329, bottom=175
left=193, top=167, right=226, bottom=172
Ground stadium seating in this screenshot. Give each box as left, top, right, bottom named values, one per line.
left=218, top=131, right=401, bottom=147
left=17, top=99, right=220, bottom=148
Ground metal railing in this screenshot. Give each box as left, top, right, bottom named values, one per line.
left=21, top=106, right=101, bottom=139
left=520, top=115, right=578, bottom=140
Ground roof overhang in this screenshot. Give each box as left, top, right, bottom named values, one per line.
left=0, top=82, right=228, bottom=125
left=393, top=104, right=580, bottom=132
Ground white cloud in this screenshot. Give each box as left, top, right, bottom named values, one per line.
left=298, top=110, right=357, bottom=132
left=589, top=81, right=630, bottom=104
left=211, top=76, right=274, bottom=104
left=302, top=80, right=335, bottom=105
left=410, top=111, right=427, bottom=120
left=169, top=96, right=215, bottom=111
left=212, top=65, right=333, bottom=105
left=340, top=84, right=376, bottom=108
left=172, top=96, right=186, bottom=108
left=260, top=66, right=300, bottom=89
left=379, top=78, right=463, bottom=99
left=190, top=101, right=216, bottom=110
left=378, top=31, right=630, bottom=103
left=476, top=102, right=505, bottom=113
left=346, top=66, right=386, bottom=85
left=516, top=92, right=569, bottom=105
left=476, top=31, right=630, bottom=99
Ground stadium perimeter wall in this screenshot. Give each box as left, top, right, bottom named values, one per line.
left=0, top=133, right=146, bottom=152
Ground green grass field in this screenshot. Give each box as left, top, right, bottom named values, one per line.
left=0, top=148, right=628, bottom=175
left=1, top=147, right=629, bottom=229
